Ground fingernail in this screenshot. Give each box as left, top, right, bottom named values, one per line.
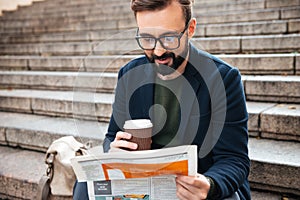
left=126, top=133, right=132, bottom=138
left=133, top=143, right=138, bottom=149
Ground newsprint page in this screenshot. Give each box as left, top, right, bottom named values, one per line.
left=71, top=145, right=197, bottom=200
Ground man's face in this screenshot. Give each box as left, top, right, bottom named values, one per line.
left=136, top=1, right=191, bottom=76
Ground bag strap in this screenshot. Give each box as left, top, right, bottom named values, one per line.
left=37, top=153, right=55, bottom=200
left=37, top=174, right=51, bottom=200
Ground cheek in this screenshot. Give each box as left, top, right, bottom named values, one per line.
left=172, top=49, right=184, bottom=59
left=177, top=39, right=189, bottom=56
left=144, top=50, right=152, bottom=55
left=144, top=50, right=153, bottom=59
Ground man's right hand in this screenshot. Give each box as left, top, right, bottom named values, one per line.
left=109, top=131, right=138, bottom=152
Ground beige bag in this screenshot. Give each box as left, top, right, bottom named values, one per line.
left=37, top=136, right=88, bottom=200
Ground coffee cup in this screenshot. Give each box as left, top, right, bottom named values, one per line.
left=123, top=119, right=153, bottom=150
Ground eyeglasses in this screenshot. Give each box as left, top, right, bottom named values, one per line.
left=135, top=24, right=188, bottom=50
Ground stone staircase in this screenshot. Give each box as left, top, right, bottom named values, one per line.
left=0, top=0, right=299, bottom=199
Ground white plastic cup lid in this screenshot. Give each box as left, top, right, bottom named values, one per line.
left=123, top=119, right=153, bottom=129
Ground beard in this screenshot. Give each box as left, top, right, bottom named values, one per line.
left=146, top=41, right=189, bottom=76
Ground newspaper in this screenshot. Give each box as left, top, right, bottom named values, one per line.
left=71, top=145, right=197, bottom=200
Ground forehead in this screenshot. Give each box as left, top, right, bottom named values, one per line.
left=136, top=1, right=185, bottom=31
left=138, top=27, right=181, bottom=37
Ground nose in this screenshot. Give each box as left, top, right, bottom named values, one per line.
left=153, top=41, right=167, bottom=57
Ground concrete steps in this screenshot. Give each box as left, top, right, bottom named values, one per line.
left=199, top=6, right=300, bottom=24
left=0, top=18, right=135, bottom=35
left=0, top=146, right=45, bottom=200
left=3, top=0, right=253, bottom=16
left=2, top=0, right=266, bottom=18
left=0, top=30, right=122, bottom=44
left=0, top=71, right=300, bottom=103
left=0, top=15, right=134, bottom=31
left=194, top=0, right=269, bottom=14
left=1, top=7, right=299, bottom=35
left=221, top=54, right=300, bottom=75
left=0, top=55, right=133, bottom=72
left=243, top=75, right=300, bottom=103
left=1, top=1, right=299, bottom=35
left=192, top=34, right=300, bottom=54
left=251, top=190, right=298, bottom=200
left=11, top=3, right=131, bottom=18
left=3, top=0, right=299, bottom=20
left=0, top=34, right=299, bottom=55
left=0, top=111, right=106, bottom=151
left=0, top=71, right=118, bottom=92
left=248, top=138, right=300, bottom=196
left=201, top=19, right=300, bottom=37
left=247, top=102, right=300, bottom=141
left=1, top=54, right=299, bottom=75
left=0, top=89, right=299, bottom=142
left=2, top=6, right=299, bottom=30
left=1, top=19, right=299, bottom=43
left=2, top=0, right=129, bottom=15
left=0, top=89, right=113, bottom=121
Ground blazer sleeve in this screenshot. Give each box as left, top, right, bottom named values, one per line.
left=203, top=66, right=250, bottom=198
left=103, top=67, right=127, bottom=152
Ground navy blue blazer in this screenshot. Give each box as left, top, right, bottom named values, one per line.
left=103, top=44, right=250, bottom=199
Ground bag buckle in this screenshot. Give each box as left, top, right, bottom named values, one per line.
left=45, top=153, right=55, bottom=181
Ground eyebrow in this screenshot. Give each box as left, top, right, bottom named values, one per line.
left=139, top=30, right=180, bottom=37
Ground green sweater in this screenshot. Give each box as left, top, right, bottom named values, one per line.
left=152, top=76, right=183, bottom=148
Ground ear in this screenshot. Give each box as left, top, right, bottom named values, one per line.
left=188, top=18, right=197, bottom=38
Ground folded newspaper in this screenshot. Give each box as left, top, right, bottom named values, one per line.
left=71, top=145, right=197, bottom=200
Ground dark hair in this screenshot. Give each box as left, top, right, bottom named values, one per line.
left=131, top=0, right=194, bottom=25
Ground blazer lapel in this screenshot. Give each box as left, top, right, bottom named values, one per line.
left=167, top=45, right=203, bottom=146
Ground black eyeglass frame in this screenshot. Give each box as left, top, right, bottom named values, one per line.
left=135, top=24, right=189, bottom=50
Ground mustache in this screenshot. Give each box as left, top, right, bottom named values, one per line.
left=152, top=52, right=174, bottom=60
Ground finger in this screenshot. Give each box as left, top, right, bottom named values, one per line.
left=109, top=131, right=137, bottom=151
left=115, top=131, right=132, bottom=140
left=176, top=181, right=190, bottom=200
left=176, top=176, right=201, bottom=189
left=177, top=175, right=208, bottom=188
left=176, top=176, right=209, bottom=199
left=113, top=139, right=138, bottom=149
left=176, top=181, right=203, bottom=200
left=176, top=177, right=199, bottom=194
